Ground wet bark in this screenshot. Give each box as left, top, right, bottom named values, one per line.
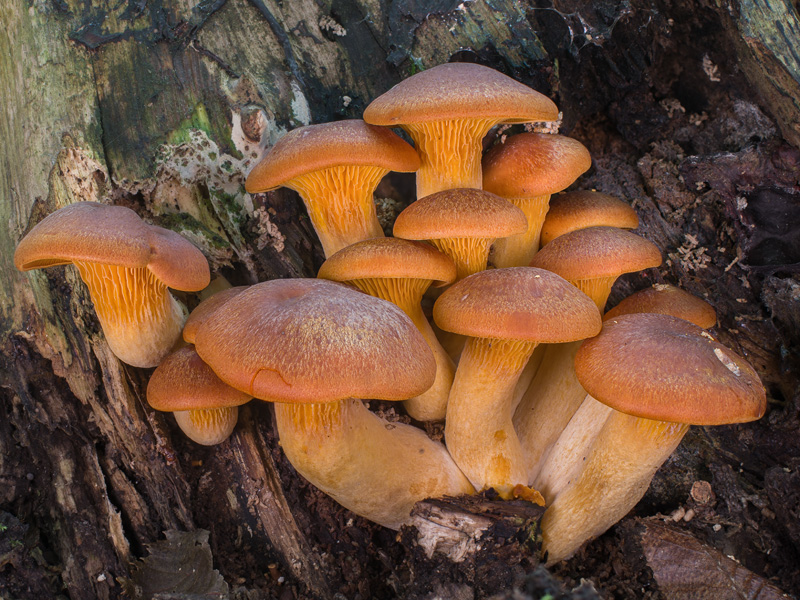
left=1, top=1, right=799, bottom=599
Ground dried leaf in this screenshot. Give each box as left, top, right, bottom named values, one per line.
left=123, top=530, right=229, bottom=600
left=639, top=520, right=789, bottom=599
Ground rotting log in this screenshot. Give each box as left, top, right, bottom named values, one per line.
left=1, top=1, right=799, bottom=598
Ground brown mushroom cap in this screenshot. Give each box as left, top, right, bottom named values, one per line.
left=147, top=345, right=251, bottom=412
left=482, top=133, right=592, bottom=198
left=14, top=202, right=209, bottom=291
left=318, top=237, right=456, bottom=286
left=393, top=188, right=527, bottom=240
left=183, top=286, right=249, bottom=344
left=575, top=313, right=766, bottom=425
left=603, top=283, right=717, bottom=329
left=245, top=120, right=420, bottom=193
left=529, top=226, right=662, bottom=281
left=540, top=191, right=640, bottom=247
left=363, top=62, right=558, bottom=125
left=194, top=278, right=436, bottom=403
left=434, top=267, right=601, bottom=343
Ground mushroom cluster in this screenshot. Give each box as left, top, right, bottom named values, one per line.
left=15, top=62, right=766, bottom=561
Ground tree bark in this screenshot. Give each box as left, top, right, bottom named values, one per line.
left=2, top=1, right=799, bottom=599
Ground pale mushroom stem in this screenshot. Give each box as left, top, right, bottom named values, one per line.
left=533, top=395, right=612, bottom=503
left=445, top=336, right=538, bottom=498
left=173, top=406, right=240, bottom=446
left=513, top=340, right=587, bottom=483
left=404, top=119, right=497, bottom=198
left=430, top=238, right=493, bottom=282
left=540, top=409, right=688, bottom=565
left=513, top=276, right=612, bottom=482
left=74, top=261, right=186, bottom=368
left=350, top=277, right=455, bottom=421
left=288, top=165, right=387, bottom=258
left=274, top=399, right=475, bottom=530
left=491, top=194, right=551, bottom=268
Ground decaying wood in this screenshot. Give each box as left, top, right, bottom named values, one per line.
left=1, top=0, right=799, bottom=598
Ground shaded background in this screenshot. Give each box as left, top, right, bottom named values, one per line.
left=1, top=0, right=799, bottom=598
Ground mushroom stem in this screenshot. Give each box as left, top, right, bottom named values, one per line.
left=288, top=165, right=387, bottom=257
left=274, top=398, right=475, bottom=530
left=513, top=341, right=587, bottom=483
left=349, top=277, right=455, bottom=421
left=404, top=119, right=496, bottom=198
left=430, top=238, right=493, bottom=282
left=75, top=261, right=186, bottom=367
left=445, top=336, right=537, bottom=497
left=533, top=394, right=612, bottom=503
left=174, top=406, right=240, bottom=446
left=541, top=409, right=688, bottom=565
left=491, top=194, right=551, bottom=268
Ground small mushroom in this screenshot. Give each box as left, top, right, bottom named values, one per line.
left=393, top=188, right=527, bottom=282
left=244, top=120, right=419, bottom=257
left=540, top=313, right=765, bottom=565
left=482, top=133, right=592, bottom=268
left=193, top=278, right=474, bottom=529
left=364, top=62, right=559, bottom=198
left=317, top=237, right=457, bottom=421
left=433, top=267, right=601, bottom=499
left=539, top=190, right=639, bottom=247
left=147, top=345, right=251, bottom=445
left=14, top=202, right=210, bottom=368
left=604, top=283, right=717, bottom=328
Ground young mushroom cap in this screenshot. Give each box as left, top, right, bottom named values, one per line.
left=603, top=283, right=717, bottom=329
left=14, top=201, right=210, bottom=367
left=244, top=120, right=420, bottom=257
left=147, top=345, right=251, bottom=445
left=434, top=267, right=601, bottom=498
left=529, top=226, right=662, bottom=311
left=481, top=133, right=592, bottom=268
left=192, top=277, right=473, bottom=529
left=539, top=191, right=639, bottom=247
left=363, top=62, right=559, bottom=198
left=318, top=238, right=457, bottom=421
left=541, top=313, right=765, bottom=564
left=393, top=188, right=527, bottom=281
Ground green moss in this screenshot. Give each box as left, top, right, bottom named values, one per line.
left=158, top=212, right=229, bottom=250
left=167, top=103, right=214, bottom=146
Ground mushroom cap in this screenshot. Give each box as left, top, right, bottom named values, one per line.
left=433, top=267, right=601, bottom=343
left=482, top=133, right=592, bottom=198
left=193, top=278, right=436, bottom=403
left=318, top=237, right=457, bottom=286
left=244, top=120, right=420, bottom=193
left=14, top=202, right=209, bottom=291
left=147, top=345, right=251, bottom=412
left=393, top=188, right=527, bottom=240
left=529, top=226, right=662, bottom=281
left=604, top=283, right=717, bottom=329
left=540, top=191, right=639, bottom=246
left=183, top=286, right=249, bottom=344
left=575, top=313, right=766, bottom=425
left=363, top=62, right=559, bottom=125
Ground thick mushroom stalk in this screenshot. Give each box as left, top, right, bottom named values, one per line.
left=539, top=314, right=766, bottom=564
left=173, top=406, right=240, bottom=446
left=434, top=268, right=601, bottom=497
left=14, top=202, right=210, bottom=368
left=364, top=62, right=558, bottom=199
left=274, top=399, right=474, bottom=529
left=245, top=120, right=419, bottom=258
left=193, top=278, right=475, bottom=529
left=541, top=412, right=687, bottom=565
left=482, top=133, right=592, bottom=269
